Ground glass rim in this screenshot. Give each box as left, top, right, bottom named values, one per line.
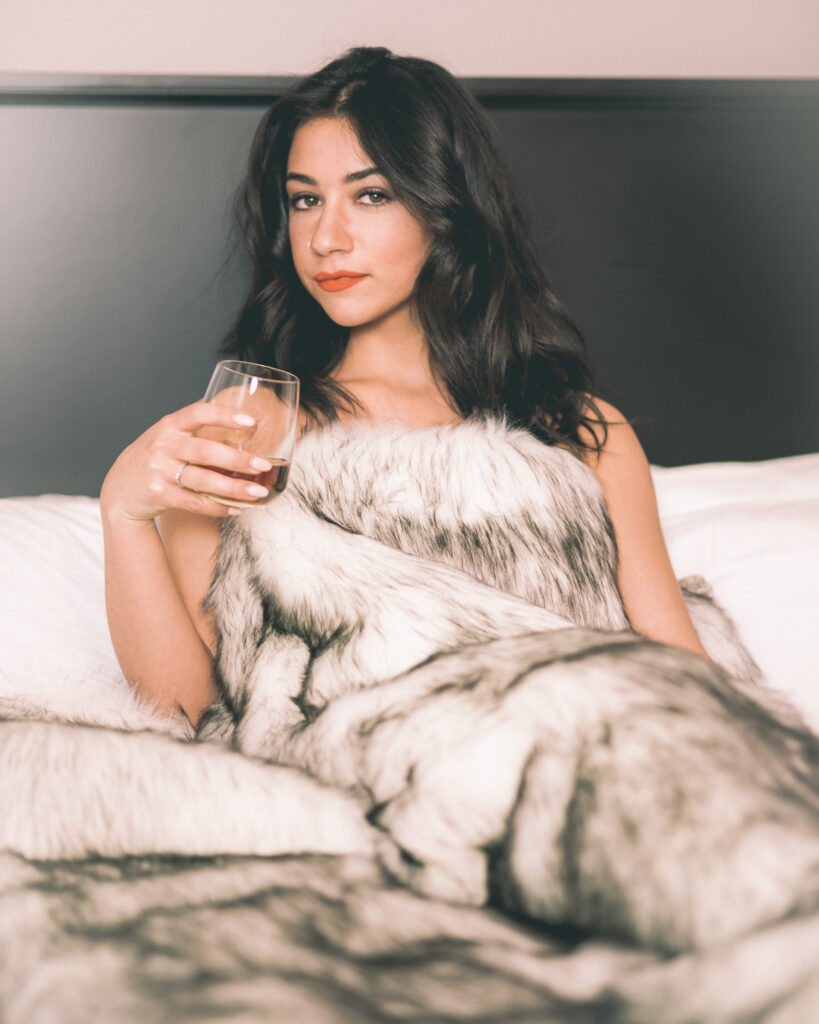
left=215, top=360, right=299, bottom=385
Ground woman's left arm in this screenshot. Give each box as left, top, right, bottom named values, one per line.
left=583, top=399, right=710, bottom=659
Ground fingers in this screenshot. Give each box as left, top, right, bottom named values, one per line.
left=170, top=432, right=274, bottom=510
left=102, top=400, right=275, bottom=523
left=176, top=436, right=272, bottom=477
left=175, top=463, right=270, bottom=507
left=170, top=402, right=278, bottom=507
left=141, top=463, right=266, bottom=519
left=172, top=490, right=248, bottom=519
left=167, top=400, right=259, bottom=434
left=165, top=489, right=238, bottom=519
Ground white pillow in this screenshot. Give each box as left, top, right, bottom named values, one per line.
left=1, top=455, right=817, bottom=734
left=0, top=495, right=178, bottom=733
left=651, top=452, right=819, bottom=516
left=652, top=456, right=819, bottom=732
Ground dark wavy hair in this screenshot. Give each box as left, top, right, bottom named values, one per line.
left=222, top=46, right=607, bottom=453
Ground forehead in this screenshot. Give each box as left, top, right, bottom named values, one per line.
left=287, top=117, right=373, bottom=177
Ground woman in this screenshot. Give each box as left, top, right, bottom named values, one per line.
left=101, top=47, right=708, bottom=727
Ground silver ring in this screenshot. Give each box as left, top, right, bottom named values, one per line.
left=174, top=462, right=189, bottom=487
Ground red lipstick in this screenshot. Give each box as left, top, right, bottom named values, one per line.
left=315, top=271, right=367, bottom=292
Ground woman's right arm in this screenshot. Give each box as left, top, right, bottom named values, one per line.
left=100, top=401, right=273, bottom=726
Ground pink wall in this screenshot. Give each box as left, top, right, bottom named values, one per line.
left=1, top=0, right=817, bottom=77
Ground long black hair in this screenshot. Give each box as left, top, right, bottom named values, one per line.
left=222, top=46, right=607, bottom=454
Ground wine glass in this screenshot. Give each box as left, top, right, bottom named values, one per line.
left=197, top=360, right=300, bottom=508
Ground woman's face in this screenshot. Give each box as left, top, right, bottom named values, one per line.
left=286, top=117, right=430, bottom=334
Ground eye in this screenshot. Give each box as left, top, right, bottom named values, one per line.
left=357, top=188, right=391, bottom=206
left=288, top=192, right=320, bottom=211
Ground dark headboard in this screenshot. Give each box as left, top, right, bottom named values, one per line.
left=1, top=75, right=817, bottom=497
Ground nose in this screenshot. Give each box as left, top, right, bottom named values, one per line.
left=309, top=200, right=352, bottom=257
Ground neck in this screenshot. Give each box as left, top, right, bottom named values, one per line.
left=335, top=311, right=433, bottom=388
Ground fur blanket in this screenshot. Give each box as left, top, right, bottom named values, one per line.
left=1, top=418, right=818, bottom=1023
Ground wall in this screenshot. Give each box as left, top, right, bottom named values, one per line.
left=1, top=0, right=818, bottom=78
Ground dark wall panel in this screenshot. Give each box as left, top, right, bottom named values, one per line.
left=490, top=103, right=819, bottom=465
left=1, top=79, right=817, bottom=496
left=0, top=102, right=260, bottom=497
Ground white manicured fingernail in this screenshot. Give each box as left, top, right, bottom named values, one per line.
left=234, top=413, right=255, bottom=426
left=246, top=483, right=268, bottom=497
left=250, top=456, right=272, bottom=471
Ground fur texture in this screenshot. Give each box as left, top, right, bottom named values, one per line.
left=0, top=709, right=375, bottom=861
left=2, top=417, right=817, bottom=1023
left=203, top=418, right=816, bottom=958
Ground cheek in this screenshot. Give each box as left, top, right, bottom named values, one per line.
left=287, top=217, right=302, bottom=257
left=288, top=222, right=311, bottom=284
left=379, top=220, right=430, bottom=283
left=397, top=241, right=430, bottom=291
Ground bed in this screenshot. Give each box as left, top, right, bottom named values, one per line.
left=1, top=75, right=818, bottom=1023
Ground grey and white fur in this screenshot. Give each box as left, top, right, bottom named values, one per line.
left=203, top=417, right=816, bottom=956
left=1, top=417, right=818, bottom=1023
left=207, top=419, right=760, bottom=722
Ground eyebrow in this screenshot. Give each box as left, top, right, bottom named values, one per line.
left=285, top=166, right=382, bottom=186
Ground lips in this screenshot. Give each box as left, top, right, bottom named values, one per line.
left=315, top=271, right=368, bottom=293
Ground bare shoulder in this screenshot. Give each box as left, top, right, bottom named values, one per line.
left=578, top=397, right=648, bottom=477
left=576, top=399, right=709, bottom=657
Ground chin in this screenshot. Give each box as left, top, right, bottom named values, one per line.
left=307, top=287, right=414, bottom=333
left=313, top=299, right=384, bottom=330
left=304, top=291, right=359, bottom=324
left=319, top=308, right=370, bottom=329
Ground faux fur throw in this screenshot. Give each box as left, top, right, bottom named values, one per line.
left=209, top=417, right=759, bottom=715
left=205, top=418, right=818, bottom=953
left=1, top=417, right=818, bottom=1024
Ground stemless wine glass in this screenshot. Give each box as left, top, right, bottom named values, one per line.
left=197, top=360, right=300, bottom=508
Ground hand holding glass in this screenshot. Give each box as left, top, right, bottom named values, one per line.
left=197, top=361, right=300, bottom=508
